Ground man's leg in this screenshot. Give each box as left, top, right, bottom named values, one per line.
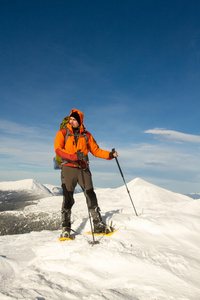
left=77, top=167, right=98, bottom=208
left=61, top=166, right=78, bottom=237
left=61, top=183, right=74, bottom=236
left=78, top=168, right=113, bottom=233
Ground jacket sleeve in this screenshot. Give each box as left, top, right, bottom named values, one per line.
left=88, top=133, right=112, bottom=160
left=54, top=130, right=78, bottom=161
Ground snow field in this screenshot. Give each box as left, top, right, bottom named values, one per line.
left=0, top=178, right=200, bottom=299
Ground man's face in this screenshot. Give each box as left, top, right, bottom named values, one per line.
left=69, top=117, right=79, bottom=128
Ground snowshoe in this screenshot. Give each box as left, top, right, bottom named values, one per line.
left=59, top=235, right=75, bottom=241
left=87, top=229, right=118, bottom=236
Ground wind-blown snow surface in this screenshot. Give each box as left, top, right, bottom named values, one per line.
left=0, top=178, right=200, bottom=299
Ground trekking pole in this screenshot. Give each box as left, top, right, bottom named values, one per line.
left=112, top=148, right=138, bottom=217
left=78, top=152, right=99, bottom=245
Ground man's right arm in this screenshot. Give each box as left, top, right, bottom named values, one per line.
left=54, top=130, right=78, bottom=161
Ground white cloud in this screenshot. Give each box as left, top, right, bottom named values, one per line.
left=145, top=128, right=200, bottom=144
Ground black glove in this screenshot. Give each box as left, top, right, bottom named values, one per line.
left=109, top=148, right=116, bottom=159
left=109, top=152, right=114, bottom=159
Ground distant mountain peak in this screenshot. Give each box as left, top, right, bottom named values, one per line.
left=0, top=179, right=51, bottom=195
left=117, top=177, right=191, bottom=204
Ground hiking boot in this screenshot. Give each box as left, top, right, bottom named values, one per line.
left=90, top=206, right=114, bottom=234
left=61, top=226, right=71, bottom=238
left=93, top=221, right=114, bottom=234
left=61, top=209, right=71, bottom=238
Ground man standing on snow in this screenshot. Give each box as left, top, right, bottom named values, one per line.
left=54, top=108, right=118, bottom=238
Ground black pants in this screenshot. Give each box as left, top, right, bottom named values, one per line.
left=61, top=166, right=98, bottom=212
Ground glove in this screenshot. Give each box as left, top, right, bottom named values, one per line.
left=109, top=151, right=115, bottom=159
left=109, top=148, right=118, bottom=159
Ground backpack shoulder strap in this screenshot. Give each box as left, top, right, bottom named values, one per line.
left=81, top=131, right=89, bottom=149
left=81, top=131, right=90, bottom=150
left=64, top=126, right=73, bottom=143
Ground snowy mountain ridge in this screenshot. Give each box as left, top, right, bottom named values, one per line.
left=0, top=178, right=83, bottom=196
left=0, top=177, right=194, bottom=200
left=0, top=178, right=51, bottom=195
left=119, top=177, right=191, bottom=201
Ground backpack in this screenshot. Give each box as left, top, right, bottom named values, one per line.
left=53, top=116, right=89, bottom=170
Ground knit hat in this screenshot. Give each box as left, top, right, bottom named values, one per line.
left=70, top=111, right=81, bottom=125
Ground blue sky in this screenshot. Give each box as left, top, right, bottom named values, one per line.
left=0, top=0, right=200, bottom=193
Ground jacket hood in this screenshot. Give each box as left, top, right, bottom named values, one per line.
left=70, top=109, right=84, bottom=125
left=68, top=109, right=85, bottom=133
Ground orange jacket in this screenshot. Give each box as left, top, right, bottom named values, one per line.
left=54, top=109, right=112, bottom=167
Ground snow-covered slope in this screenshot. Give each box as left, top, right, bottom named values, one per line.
left=0, top=178, right=200, bottom=300
left=0, top=179, right=53, bottom=221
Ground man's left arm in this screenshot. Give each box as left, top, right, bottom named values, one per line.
left=88, top=134, right=117, bottom=160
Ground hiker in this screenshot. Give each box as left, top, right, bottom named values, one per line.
left=54, top=108, right=118, bottom=238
